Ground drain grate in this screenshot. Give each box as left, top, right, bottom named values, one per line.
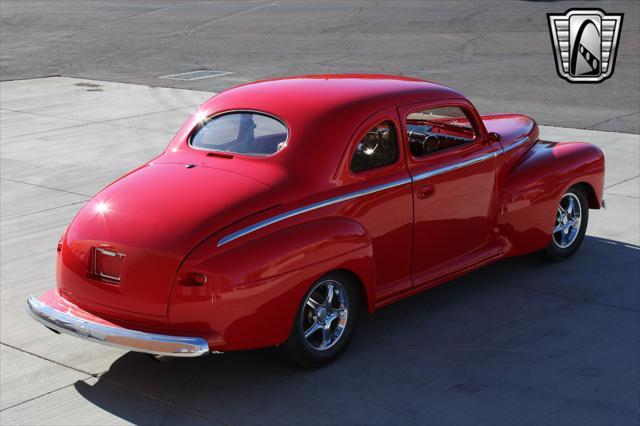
left=159, top=70, right=233, bottom=81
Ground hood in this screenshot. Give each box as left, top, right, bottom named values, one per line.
left=58, top=163, right=280, bottom=317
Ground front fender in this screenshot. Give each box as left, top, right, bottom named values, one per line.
left=498, top=141, right=605, bottom=256
left=169, top=217, right=375, bottom=350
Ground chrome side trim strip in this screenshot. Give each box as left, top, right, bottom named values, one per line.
left=27, top=295, right=210, bottom=357
left=412, top=150, right=499, bottom=182
left=413, top=136, right=530, bottom=181
left=218, top=136, right=532, bottom=246
left=501, top=136, right=530, bottom=153
left=217, top=177, right=412, bottom=246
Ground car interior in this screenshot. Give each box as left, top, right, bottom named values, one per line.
left=350, top=121, right=399, bottom=173
left=406, top=107, right=476, bottom=157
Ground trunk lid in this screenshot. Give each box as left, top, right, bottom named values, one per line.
left=58, top=163, right=280, bottom=317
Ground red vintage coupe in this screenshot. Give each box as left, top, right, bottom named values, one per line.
left=28, top=75, right=605, bottom=367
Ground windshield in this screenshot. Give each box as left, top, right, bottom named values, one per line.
left=407, top=106, right=474, bottom=135
left=190, top=112, right=288, bottom=156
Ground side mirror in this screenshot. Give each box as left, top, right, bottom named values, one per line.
left=489, top=132, right=501, bottom=142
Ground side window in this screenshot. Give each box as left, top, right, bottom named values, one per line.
left=406, top=106, right=477, bottom=157
left=350, top=121, right=399, bottom=173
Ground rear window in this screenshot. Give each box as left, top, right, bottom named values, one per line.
left=190, top=112, right=288, bottom=156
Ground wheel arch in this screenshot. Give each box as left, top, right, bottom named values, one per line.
left=574, top=180, right=601, bottom=209
left=330, top=267, right=374, bottom=314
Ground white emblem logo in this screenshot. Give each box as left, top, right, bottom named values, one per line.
left=548, top=9, right=623, bottom=83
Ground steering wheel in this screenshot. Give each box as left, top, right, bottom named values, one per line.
left=421, top=135, right=440, bottom=154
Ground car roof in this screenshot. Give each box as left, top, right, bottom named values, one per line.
left=201, top=75, right=464, bottom=127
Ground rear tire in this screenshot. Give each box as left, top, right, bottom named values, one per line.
left=541, top=185, right=589, bottom=261
left=283, top=272, right=360, bottom=368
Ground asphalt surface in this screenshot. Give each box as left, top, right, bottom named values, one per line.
left=0, top=1, right=639, bottom=425
left=1, top=1, right=639, bottom=133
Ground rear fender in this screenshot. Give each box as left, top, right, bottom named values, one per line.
left=498, top=141, right=605, bottom=256
left=169, top=217, right=375, bottom=350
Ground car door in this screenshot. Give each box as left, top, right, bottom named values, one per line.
left=399, top=100, right=503, bottom=287
left=339, top=108, right=414, bottom=300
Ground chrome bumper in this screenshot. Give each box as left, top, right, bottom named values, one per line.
left=27, top=294, right=210, bottom=357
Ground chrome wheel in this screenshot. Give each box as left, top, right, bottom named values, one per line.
left=302, top=279, right=349, bottom=351
left=552, top=192, right=582, bottom=249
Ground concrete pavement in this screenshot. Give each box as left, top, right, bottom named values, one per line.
left=0, top=77, right=638, bottom=425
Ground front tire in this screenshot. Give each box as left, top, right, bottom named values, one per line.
left=283, top=272, right=360, bottom=368
left=542, top=185, right=589, bottom=261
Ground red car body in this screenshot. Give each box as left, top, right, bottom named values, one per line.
left=28, top=75, right=605, bottom=356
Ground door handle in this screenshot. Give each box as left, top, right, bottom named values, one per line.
left=416, top=184, right=435, bottom=199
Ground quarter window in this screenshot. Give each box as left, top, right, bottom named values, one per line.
left=350, top=121, right=399, bottom=173
left=190, top=112, right=288, bottom=156
left=406, top=106, right=476, bottom=157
